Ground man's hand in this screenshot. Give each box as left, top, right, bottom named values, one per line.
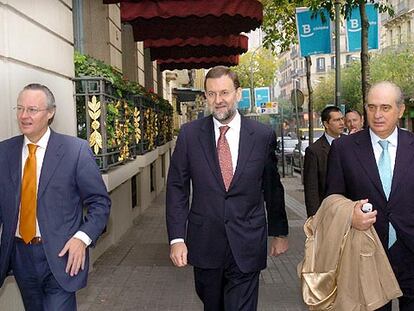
left=170, top=242, right=188, bottom=267
left=352, top=199, right=377, bottom=231
left=269, top=236, right=288, bottom=257
left=58, top=237, right=87, bottom=277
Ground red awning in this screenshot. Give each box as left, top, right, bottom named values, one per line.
left=145, top=35, right=248, bottom=61
left=120, top=0, right=263, bottom=41
left=158, top=55, right=239, bottom=71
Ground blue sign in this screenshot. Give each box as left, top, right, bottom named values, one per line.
left=346, top=4, right=379, bottom=52
left=296, top=8, right=332, bottom=57
left=238, top=88, right=251, bottom=109
left=254, top=87, right=270, bottom=107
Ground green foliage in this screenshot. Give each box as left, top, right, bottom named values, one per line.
left=313, top=47, right=414, bottom=112
left=231, top=47, right=279, bottom=88
left=74, top=51, right=173, bottom=113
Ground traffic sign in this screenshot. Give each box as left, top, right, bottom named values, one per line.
left=238, top=88, right=251, bottom=109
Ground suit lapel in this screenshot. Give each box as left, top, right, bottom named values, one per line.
left=198, top=116, right=224, bottom=188
left=230, top=116, right=255, bottom=190
left=8, top=136, right=24, bottom=190
left=353, top=129, right=386, bottom=199
left=390, top=129, right=414, bottom=199
left=320, top=135, right=330, bottom=155
left=37, top=131, right=64, bottom=199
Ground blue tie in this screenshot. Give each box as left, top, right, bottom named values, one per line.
left=378, top=140, right=396, bottom=248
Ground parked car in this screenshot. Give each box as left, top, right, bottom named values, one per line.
left=276, top=138, right=299, bottom=159
left=292, top=140, right=309, bottom=168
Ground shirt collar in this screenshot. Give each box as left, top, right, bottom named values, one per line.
left=213, top=110, right=241, bottom=132
left=324, top=132, right=336, bottom=146
left=369, top=127, right=398, bottom=147
left=24, top=127, right=51, bottom=150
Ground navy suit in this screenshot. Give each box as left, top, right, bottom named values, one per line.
left=0, top=131, right=110, bottom=305
left=166, top=115, right=288, bottom=309
left=326, top=128, right=414, bottom=308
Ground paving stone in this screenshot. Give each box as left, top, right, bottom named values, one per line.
left=78, top=176, right=311, bottom=310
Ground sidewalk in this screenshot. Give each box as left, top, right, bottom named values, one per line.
left=78, top=175, right=308, bottom=311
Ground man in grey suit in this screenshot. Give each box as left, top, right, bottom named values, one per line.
left=303, top=106, right=344, bottom=217
left=166, top=66, right=288, bottom=311
left=326, top=81, right=414, bottom=310
left=0, top=84, right=111, bottom=310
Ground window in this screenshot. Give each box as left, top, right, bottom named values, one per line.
left=316, top=57, right=325, bottom=72
left=346, top=55, right=352, bottom=63
left=331, top=56, right=335, bottom=69
left=131, top=175, right=137, bottom=209
left=150, top=162, right=155, bottom=192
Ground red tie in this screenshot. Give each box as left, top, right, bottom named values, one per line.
left=20, top=144, right=38, bottom=243
left=217, top=126, right=233, bottom=191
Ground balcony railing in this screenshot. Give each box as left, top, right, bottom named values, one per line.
left=74, top=77, right=173, bottom=171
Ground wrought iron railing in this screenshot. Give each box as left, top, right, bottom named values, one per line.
left=74, top=77, right=173, bottom=171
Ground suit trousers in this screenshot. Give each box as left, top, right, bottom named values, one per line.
left=193, top=242, right=260, bottom=311
left=11, top=238, right=77, bottom=311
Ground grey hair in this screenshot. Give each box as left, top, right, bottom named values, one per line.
left=18, top=83, right=56, bottom=124
left=367, top=81, right=404, bottom=107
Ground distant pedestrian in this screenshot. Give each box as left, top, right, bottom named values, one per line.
left=166, top=66, right=288, bottom=311
left=326, top=81, right=414, bottom=310
left=345, top=109, right=364, bottom=134
left=303, top=106, right=344, bottom=217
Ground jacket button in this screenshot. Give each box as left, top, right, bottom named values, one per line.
left=224, top=219, right=229, bottom=224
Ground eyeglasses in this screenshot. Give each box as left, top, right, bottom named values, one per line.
left=14, top=106, right=49, bottom=116
left=205, top=89, right=236, bottom=100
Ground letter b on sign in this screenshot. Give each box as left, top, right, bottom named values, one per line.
left=350, top=19, right=359, bottom=29
left=302, top=24, right=311, bottom=34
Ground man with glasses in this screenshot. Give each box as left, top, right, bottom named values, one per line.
left=326, top=81, right=414, bottom=310
left=0, top=84, right=111, bottom=310
left=166, top=66, right=288, bottom=310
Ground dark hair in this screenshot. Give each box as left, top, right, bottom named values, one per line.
left=345, top=109, right=362, bottom=118
left=321, top=105, right=341, bottom=123
left=18, top=83, right=56, bottom=125
left=204, top=66, right=240, bottom=90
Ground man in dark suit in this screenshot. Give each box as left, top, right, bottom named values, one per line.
left=166, top=66, right=289, bottom=311
left=0, top=84, right=111, bottom=310
left=303, top=106, right=344, bottom=217
left=326, top=81, right=414, bottom=310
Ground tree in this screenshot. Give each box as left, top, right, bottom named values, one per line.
left=261, top=0, right=394, bottom=106
left=231, top=47, right=279, bottom=88
left=312, top=46, right=414, bottom=112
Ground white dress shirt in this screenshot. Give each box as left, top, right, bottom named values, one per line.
left=369, top=127, right=398, bottom=174
left=16, top=127, right=92, bottom=246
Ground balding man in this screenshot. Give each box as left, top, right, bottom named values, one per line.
left=326, top=81, right=414, bottom=310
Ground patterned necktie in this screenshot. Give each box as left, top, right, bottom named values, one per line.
left=378, top=140, right=396, bottom=248
left=217, top=126, right=233, bottom=191
left=19, top=144, right=38, bottom=244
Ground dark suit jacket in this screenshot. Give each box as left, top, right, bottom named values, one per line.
left=0, top=131, right=111, bottom=292
left=166, top=115, right=288, bottom=273
left=325, top=128, right=414, bottom=295
left=303, top=135, right=330, bottom=217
